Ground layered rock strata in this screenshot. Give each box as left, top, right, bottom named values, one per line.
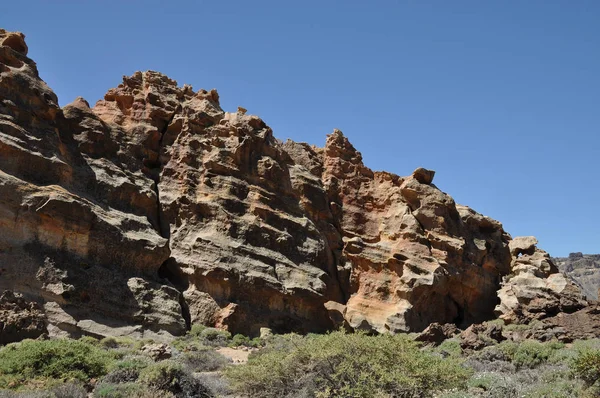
left=0, top=29, right=585, bottom=340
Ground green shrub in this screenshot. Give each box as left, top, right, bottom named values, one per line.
left=497, top=340, right=563, bottom=369
left=523, top=379, right=584, bottom=398
left=101, top=355, right=151, bottom=384
left=572, top=349, right=600, bottom=387
left=93, top=382, right=175, bottom=398
left=138, top=360, right=212, bottom=397
left=79, top=336, right=100, bottom=346
left=200, top=328, right=231, bottom=346
left=228, top=334, right=264, bottom=348
left=170, top=336, right=207, bottom=352
left=171, top=326, right=231, bottom=351
left=225, top=330, right=471, bottom=398
left=435, top=339, right=463, bottom=359
left=0, top=339, right=116, bottom=389
left=182, top=349, right=230, bottom=372
left=132, top=339, right=155, bottom=352
left=229, top=334, right=250, bottom=347
left=110, top=355, right=152, bottom=373
left=189, top=324, right=207, bottom=337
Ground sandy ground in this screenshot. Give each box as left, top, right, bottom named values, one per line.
left=216, top=347, right=252, bottom=364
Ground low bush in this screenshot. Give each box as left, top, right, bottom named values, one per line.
left=228, top=334, right=264, bottom=348
left=0, top=339, right=116, bottom=389
left=229, top=334, right=250, bottom=347
left=138, top=360, right=213, bottom=397
left=497, top=340, right=563, bottom=369
left=189, top=324, right=207, bottom=337
left=572, top=349, right=600, bottom=387
left=434, top=338, right=463, bottom=359
left=171, top=326, right=232, bottom=351
left=93, top=382, right=175, bottom=398
left=182, top=349, right=230, bottom=372
left=199, top=328, right=231, bottom=347
left=225, top=330, right=471, bottom=398
left=0, top=383, right=87, bottom=398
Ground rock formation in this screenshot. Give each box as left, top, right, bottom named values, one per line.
left=0, top=28, right=586, bottom=341
left=554, top=252, right=600, bottom=300
left=494, top=237, right=587, bottom=324
left=0, top=291, right=46, bottom=344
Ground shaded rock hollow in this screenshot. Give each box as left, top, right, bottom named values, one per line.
left=0, top=29, right=584, bottom=340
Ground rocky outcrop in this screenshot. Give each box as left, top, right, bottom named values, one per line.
left=415, top=322, right=459, bottom=345
left=554, top=253, right=600, bottom=300
left=460, top=322, right=505, bottom=350
left=495, top=237, right=587, bottom=324
left=320, top=132, right=513, bottom=333
left=0, top=29, right=184, bottom=340
left=0, top=28, right=586, bottom=341
left=0, top=291, right=46, bottom=344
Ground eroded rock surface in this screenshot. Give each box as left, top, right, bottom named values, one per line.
left=0, top=291, right=46, bottom=344
left=495, top=237, right=587, bottom=324
left=554, top=252, right=600, bottom=300
left=0, top=29, right=586, bottom=341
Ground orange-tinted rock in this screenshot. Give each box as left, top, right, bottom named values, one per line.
left=322, top=130, right=512, bottom=332
left=0, top=29, right=586, bottom=341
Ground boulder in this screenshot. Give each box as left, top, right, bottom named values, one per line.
left=415, top=323, right=459, bottom=345
left=460, top=323, right=505, bottom=351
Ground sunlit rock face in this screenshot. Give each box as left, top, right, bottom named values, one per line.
left=554, top=253, right=600, bottom=300
left=495, top=237, right=587, bottom=324
left=0, top=28, right=584, bottom=340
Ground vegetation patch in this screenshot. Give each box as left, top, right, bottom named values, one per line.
left=225, top=330, right=471, bottom=398
left=0, top=339, right=117, bottom=389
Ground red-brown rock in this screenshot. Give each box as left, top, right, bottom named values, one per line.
left=0, top=29, right=586, bottom=341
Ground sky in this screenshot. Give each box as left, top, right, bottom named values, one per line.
left=2, top=1, right=598, bottom=257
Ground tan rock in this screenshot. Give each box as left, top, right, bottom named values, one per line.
left=495, top=237, right=587, bottom=323
left=0, top=29, right=28, bottom=55
left=1, top=29, right=578, bottom=341
left=140, top=343, right=172, bottom=361
left=0, top=291, right=46, bottom=344
left=412, top=167, right=435, bottom=184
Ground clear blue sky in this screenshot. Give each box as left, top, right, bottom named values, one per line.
left=3, top=1, right=599, bottom=257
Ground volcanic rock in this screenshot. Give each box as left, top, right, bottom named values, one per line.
left=460, top=322, right=505, bottom=351
left=495, top=237, right=587, bottom=324
left=0, top=291, right=46, bottom=344
left=554, top=253, right=600, bottom=300
left=0, top=29, right=586, bottom=341
left=415, top=322, right=459, bottom=345
left=412, top=167, right=435, bottom=184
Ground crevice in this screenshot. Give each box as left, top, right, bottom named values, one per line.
left=325, top=198, right=351, bottom=304
left=405, top=204, right=433, bottom=254
left=148, top=105, right=181, bottom=239
left=179, top=292, right=192, bottom=330
left=158, top=258, right=191, bottom=331
left=148, top=105, right=189, bottom=329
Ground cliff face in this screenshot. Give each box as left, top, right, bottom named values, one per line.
left=0, top=29, right=584, bottom=340
left=554, top=253, right=600, bottom=300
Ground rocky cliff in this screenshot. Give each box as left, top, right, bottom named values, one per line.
left=555, top=253, right=600, bottom=300
left=0, top=29, right=586, bottom=341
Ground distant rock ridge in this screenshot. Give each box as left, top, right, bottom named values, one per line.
left=554, top=253, right=600, bottom=300
left=0, top=28, right=587, bottom=341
